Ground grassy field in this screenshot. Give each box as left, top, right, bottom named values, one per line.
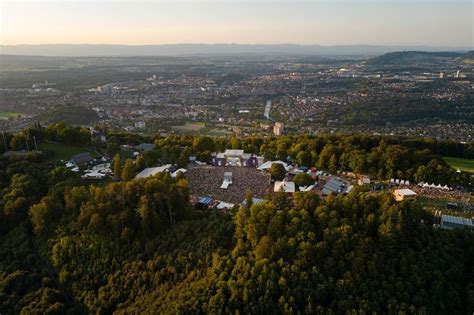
left=443, top=156, right=474, bottom=173
left=39, top=142, right=98, bottom=161
left=0, top=111, right=23, bottom=118
left=463, top=58, right=474, bottom=64
left=171, top=122, right=205, bottom=132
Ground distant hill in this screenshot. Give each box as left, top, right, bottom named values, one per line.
left=0, top=44, right=471, bottom=57
left=462, top=51, right=474, bottom=64
left=366, top=51, right=466, bottom=66
left=463, top=51, right=474, bottom=58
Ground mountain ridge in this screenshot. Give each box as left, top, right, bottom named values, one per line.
left=1, top=43, right=472, bottom=57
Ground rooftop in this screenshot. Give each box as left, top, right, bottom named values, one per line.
left=274, top=180, right=296, bottom=193
left=135, top=164, right=171, bottom=179
left=441, top=215, right=473, bottom=228
left=394, top=188, right=417, bottom=196
left=224, top=149, right=244, bottom=156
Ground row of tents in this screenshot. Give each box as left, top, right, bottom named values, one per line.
left=418, top=182, right=451, bottom=190
left=389, top=178, right=410, bottom=186
left=390, top=178, right=451, bottom=190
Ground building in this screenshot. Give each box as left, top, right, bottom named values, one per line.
left=274, top=180, right=296, bottom=193
left=32, top=81, right=56, bottom=89
left=90, top=129, right=107, bottom=143
left=212, top=149, right=263, bottom=167
left=134, top=121, right=146, bottom=129
left=440, top=215, right=473, bottom=232
left=358, top=176, right=370, bottom=186
left=221, top=172, right=233, bottom=189
left=134, top=143, right=155, bottom=152
left=393, top=188, right=417, bottom=202
left=322, top=177, right=346, bottom=196
left=71, top=152, right=94, bottom=166
left=273, top=122, right=284, bottom=136
left=135, top=164, right=171, bottom=179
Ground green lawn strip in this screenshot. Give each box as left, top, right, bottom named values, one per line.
left=443, top=156, right=474, bottom=173
left=0, top=111, right=24, bottom=118
left=38, top=142, right=100, bottom=162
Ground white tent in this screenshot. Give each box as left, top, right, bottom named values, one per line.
left=82, top=171, right=106, bottom=179
left=274, top=180, right=296, bottom=193
left=216, top=201, right=234, bottom=210
left=135, top=164, right=172, bottom=179
left=297, top=184, right=315, bottom=192
left=258, top=160, right=291, bottom=172
left=220, top=181, right=230, bottom=189
left=171, top=168, right=187, bottom=177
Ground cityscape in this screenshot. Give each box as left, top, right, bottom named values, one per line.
left=1, top=52, right=472, bottom=141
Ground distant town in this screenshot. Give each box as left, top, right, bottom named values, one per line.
left=0, top=51, right=472, bottom=141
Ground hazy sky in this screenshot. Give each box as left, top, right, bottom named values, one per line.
left=1, top=0, right=473, bottom=46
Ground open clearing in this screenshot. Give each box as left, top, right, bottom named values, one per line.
left=0, top=111, right=24, bottom=119
left=443, top=156, right=474, bottom=173
left=171, top=122, right=205, bottom=132
left=39, top=142, right=98, bottom=161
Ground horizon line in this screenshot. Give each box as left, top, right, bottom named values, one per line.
left=2, top=43, right=473, bottom=48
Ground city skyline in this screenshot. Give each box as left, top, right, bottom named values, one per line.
left=1, top=0, right=472, bottom=47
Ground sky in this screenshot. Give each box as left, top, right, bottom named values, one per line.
left=1, top=0, right=473, bottom=46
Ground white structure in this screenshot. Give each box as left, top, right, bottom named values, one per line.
left=419, top=182, right=450, bottom=190
left=257, top=160, right=291, bottom=172
left=171, top=168, right=187, bottom=177
left=298, top=184, right=315, bottom=192
left=273, top=122, right=284, bottom=136
left=393, top=189, right=417, bottom=202
left=358, top=176, right=370, bottom=186
left=221, top=172, right=233, bottom=189
left=274, top=180, right=296, bottom=193
left=82, top=171, right=106, bottom=180
left=134, top=121, right=146, bottom=129
left=212, top=149, right=263, bottom=167
left=135, top=164, right=172, bottom=179
left=441, top=215, right=473, bottom=231
left=216, top=201, right=235, bottom=210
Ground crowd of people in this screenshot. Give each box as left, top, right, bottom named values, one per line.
left=186, top=165, right=271, bottom=204
left=409, top=185, right=471, bottom=204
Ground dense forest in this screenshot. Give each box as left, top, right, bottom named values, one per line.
left=1, top=124, right=473, bottom=313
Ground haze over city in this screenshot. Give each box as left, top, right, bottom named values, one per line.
left=1, top=0, right=472, bottom=46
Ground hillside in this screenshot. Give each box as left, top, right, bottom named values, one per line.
left=1, top=128, right=473, bottom=313
left=366, top=51, right=465, bottom=66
